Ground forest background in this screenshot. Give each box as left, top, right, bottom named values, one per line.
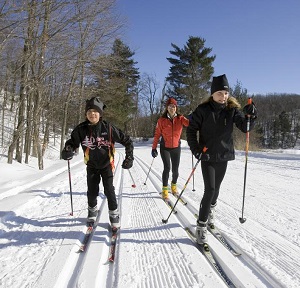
left=0, top=0, right=300, bottom=170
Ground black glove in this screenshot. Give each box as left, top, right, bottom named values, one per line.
left=61, top=145, right=74, bottom=160
left=151, top=149, right=158, bottom=158
left=194, top=148, right=209, bottom=161
left=243, top=102, right=257, bottom=119
left=122, top=156, right=133, bottom=169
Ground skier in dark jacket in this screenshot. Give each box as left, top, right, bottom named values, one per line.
left=186, top=74, right=257, bottom=245
left=61, top=97, right=134, bottom=228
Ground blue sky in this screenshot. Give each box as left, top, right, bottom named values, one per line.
left=117, top=0, right=300, bottom=95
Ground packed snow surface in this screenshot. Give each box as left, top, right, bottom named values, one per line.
left=0, top=141, right=300, bottom=287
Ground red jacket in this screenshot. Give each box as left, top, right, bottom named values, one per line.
left=152, top=114, right=189, bottom=149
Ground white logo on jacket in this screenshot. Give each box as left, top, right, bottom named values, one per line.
left=82, top=136, right=111, bottom=150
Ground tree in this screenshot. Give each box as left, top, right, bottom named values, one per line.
left=92, top=39, right=140, bottom=132
left=231, top=80, right=248, bottom=104
left=166, top=36, right=215, bottom=112
left=278, top=111, right=292, bottom=148
left=2, top=0, right=123, bottom=168
left=137, top=73, right=161, bottom=136
left=253, top=94, right=300, bottom=148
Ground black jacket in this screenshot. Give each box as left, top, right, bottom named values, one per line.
left=65, top=120, right=133, bottom=169
left=186, top=99, right=255, bottom=162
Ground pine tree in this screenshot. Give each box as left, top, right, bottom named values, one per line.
left=231, top=80, right=248, bottom=105
left=92, top=39, right=140, bottom=131
left=166, top=36, right=215, bottom=111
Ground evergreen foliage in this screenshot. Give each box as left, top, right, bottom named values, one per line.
left=230, top=80, right=248, bottom=105
left=166, top=36, right=215, bottom=112
left=252, top=94, right=300, bottom=149
left=0, top=1, right=300, bottom=169
left=92, top=39, right=140, bottom=132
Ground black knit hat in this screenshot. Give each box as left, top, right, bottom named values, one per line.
left=85, top=97, right=106, bottom=114
left=211, top=74, right=229, bottom=95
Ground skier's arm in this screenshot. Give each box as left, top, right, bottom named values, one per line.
left=65, top=126, right=81, bottom=150
left=179, top=115, right=189, bottom=127
left=111, top=125, right=134, bottom=159
left=186, top=109, right=203, bottom=156
left=234, top=106, right=256, bottom=133
left=61, top=126, right=82, bottom=160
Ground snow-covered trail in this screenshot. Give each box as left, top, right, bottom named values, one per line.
left=0, top=143, right=300, bottom=287
left=0, top=158, right=87, bottom=288
left=52, top=150, right=227, bottom=288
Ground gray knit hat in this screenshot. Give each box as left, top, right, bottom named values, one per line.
left=85, top=97, right=106, bottom=114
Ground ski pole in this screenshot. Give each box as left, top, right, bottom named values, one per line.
left=192, top=154, right=195, bottom=191
left=239, top=98, right=252, bottom=224
left=144, top=158, right=155, bottom=185
left=67, top=159, right=74, bottom=216
left=162, top=147, right=207, bottom=224
left=128, top=168, right=136, bottom=188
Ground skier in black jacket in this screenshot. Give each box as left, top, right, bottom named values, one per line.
left=186, top=74, right=257, bottom=245
left=61, top=97, right=134, bottom=228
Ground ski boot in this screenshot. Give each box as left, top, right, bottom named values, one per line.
left=196, top=220, right=208, bottom=245
left=109, top=209, right=120, bottom=229
left=87, top=205, right=98, bottom=225
left=171, top=182, right=178, bottom=196
left=162, top=186, right=169, bottom=200
left=208, top=202, right=217, bottom=229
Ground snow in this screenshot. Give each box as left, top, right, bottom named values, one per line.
left=0, top=140, right=300, bottom=288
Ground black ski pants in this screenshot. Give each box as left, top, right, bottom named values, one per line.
left=160, top=146, right=181, bottom=187
left=86, top=165, right=117, bottom=211
left=198, top=161, right=228, bottom=222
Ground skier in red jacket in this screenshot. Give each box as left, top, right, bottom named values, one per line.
left=152, top=98, right=189, bottom=200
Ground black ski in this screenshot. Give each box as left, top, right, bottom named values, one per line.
left=78, top=211, right=100, bottom=252
left=184, top=227, right=236, bottom=288
left=163, top=198, right=177, bottom=214
left=208, top=225, right=241, bottom=256
left=108, top=226, right=119, bottom=262
left=159, top=192, right=178, bottom=213
left=193, top=214, right=241, bottom=256
left=171, top=192, right=187, bottom=205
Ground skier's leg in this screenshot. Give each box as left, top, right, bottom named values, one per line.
left=101, top=166, right=119, bottom=228
left=198, top=161, right=216, bottom=222
left=86, top=167, right=100, bottom=221
left=160, top=148, right=171, bottom=199
left=170, top=146, right=181, bottom=194
left=101, top=165, right=117, bottom=210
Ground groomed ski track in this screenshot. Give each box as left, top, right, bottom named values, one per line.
left=1, top=144, right=299, bottom=287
